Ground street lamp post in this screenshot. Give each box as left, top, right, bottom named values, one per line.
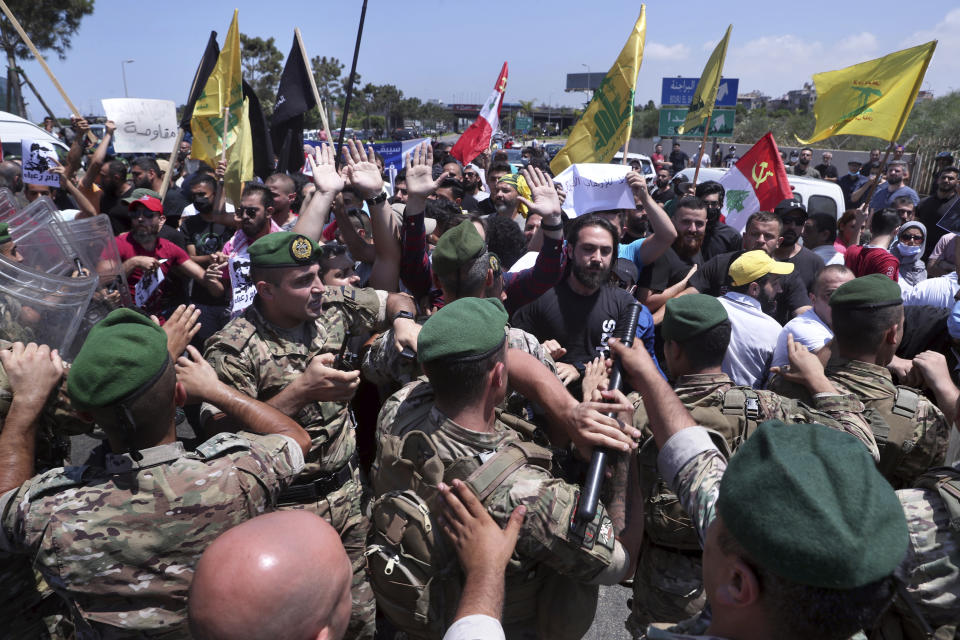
left=581, top=63, right=593, bottom=102
left=121, top=59, right=134, bottom=97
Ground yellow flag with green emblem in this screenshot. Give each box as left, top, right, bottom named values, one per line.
left=677, top=25, right=731, bottom=135
left=550, top=7, right=645, bottom=175
left=190, top=9, right=253, bottom=203
left=797, top=41, right=936, bottom=145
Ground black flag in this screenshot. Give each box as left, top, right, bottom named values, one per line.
left=271, top=34, right=317, bottom=173
left=180, top=31, right=220, bottom=132
left=243, top=79, right=275, bottom=180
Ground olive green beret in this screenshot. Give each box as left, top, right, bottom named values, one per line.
left=67, top=308, right=170, bottom=410
left=432, top=220, right=485, bottom=278
left=717, top=420, right=909, bottom=589
left=248, top=232, right=320, bottom=268
left=0, top=223, right=10, bottom=244
left=418, top=297, right=508, bottom=364
left=661, top=294, right=728, bottom=343
left=829, top=273, right=903, bottom=309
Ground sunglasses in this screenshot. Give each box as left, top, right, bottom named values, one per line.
left=782, top=216, right=805, bottom=226
left=900, top=233, right=923, bottom=244
left=236, top=206, right=261, bottom=219
left=130, top=210, right=157, bottom=220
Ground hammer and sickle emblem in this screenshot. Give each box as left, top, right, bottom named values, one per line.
left=752, top=162, right=773, bottom=188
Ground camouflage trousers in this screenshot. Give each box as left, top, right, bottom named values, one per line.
left=278, top=469, right=375, bottom=640
left=626, top=540, right=706, bottom=639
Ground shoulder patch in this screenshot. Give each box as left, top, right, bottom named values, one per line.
left=206, top=316, right=258, bottom=355
left=195, top=433, right=253, bottom=460
left=26, top=465, right=89, bottom=497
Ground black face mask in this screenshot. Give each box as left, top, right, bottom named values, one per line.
left=193, top=195, right=212, bottom=213
left=706, top=205, right=722, bottom=223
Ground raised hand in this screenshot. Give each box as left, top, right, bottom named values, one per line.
left=518, top=166, right=562, bottom=219
left=161, top=304, right=201, bottom=357
left=404, top=141, right=449, bottom=199
left=307, top=143, right=345, bottom=196
left=0, top=342, right=64, bottom=405
left=341, top=139, right=383, bottom=199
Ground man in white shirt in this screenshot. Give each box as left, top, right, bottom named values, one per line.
left=771, top=265, right=854, bottom=368
left=718, top=250, right=794, bottom=388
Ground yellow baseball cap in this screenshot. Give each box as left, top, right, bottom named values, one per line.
left=728, top=250, right=794, bottom=287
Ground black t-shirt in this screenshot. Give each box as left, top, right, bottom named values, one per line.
left=461, top=194, right=481, bottom=213
left=782, top=246, right=824, bottom=295
left=701, top=222, right=742, bottom=261
left=669, top=151, right=689, bottom=172
left=638, top=246, right=701, bottom=293
left=107, top=186, right=135, bottom=235
left=815, top=164, right=839, bottom=180
left=688, top=250, right=810, bottom=325
left=478, top=198, right=496, bottom=215
left=163, top=188, right=189, bottom=221
left=512, top=280, right=636, bottom=367
left=917, top=194, right=957, bottom=260
left=181, top=215, right=232, bottom=305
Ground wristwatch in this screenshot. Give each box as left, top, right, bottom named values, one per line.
left=392, top=310, right=415, bottom=323
left=365, top=190, right=388, bottom=207
left=541, top=217, right=564, bottom=232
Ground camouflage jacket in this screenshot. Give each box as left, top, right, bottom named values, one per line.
left=373, top=380, right=625, bottom=594
left=0, top=432, right=304, bottom=637
left=825, top=359, right=950, bottom=486
left=203, top=287, right=386, bottom=480
left=637, top=373, right=880, bottom=461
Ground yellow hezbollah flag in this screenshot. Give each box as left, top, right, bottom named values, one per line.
left=190, top=9, right=253, bottom=203
left=797, top=41, right=936, bottom=145
left=677, top=25, right=731, bottom=135
left=550, top=7, right=645, bottom=175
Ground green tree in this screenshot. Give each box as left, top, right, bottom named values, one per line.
left=239, top=33, right=283, bottom=114
left=309, top=55, right=343, bottom=129
left=518, top=99, right=535, bottom=116
left=0, top=0, right=94, bottom=116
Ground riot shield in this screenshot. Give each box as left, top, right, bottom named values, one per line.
left=0, top=193, right=77, bottom=276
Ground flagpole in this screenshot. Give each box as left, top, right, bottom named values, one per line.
left=621, top=138, right=629, bottom=166
left=159, top=128, right=185, bottom=199
left=294, top=28, right=334, bottom=147
left=335, top=0, right=369, bottom=168
left=692, top=118, right=710, bottom=185
left=220, top=106, right=229, bottom=171
left=0, top=0, right=96, bottom=144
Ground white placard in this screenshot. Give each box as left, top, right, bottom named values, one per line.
left=21, top=139, right=60, bottom=187
left=229, top=253, right=256, bottom=318
left=134, top=267, right=164, bottom=308
left=102, top=98, right=178, bottom=154
left=554, top=163, right=635, bottom=217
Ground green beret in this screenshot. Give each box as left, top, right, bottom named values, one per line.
left=717, top=420, right=909, bottom=589
left=67, top=308, right=170, bottom=410
left=829, top=273, right=903, bottom=309
left=662, top=294, right=728, bottom=343
left=432, top=221, right=485, bottom=278
left=0, top=223, right=10, bottom=244
left=248, top=232, right=320, bottom=268
left=418, top=297, right=507, bottom=364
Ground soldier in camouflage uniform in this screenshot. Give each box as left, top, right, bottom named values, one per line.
left=771, top=274, right=951, bottom=489
left=0, top=310, right=308, bottom=638
left=608, top=336, right=910, bottom=640
left=362, top=220, right=557, bottom=415
left=202, top=232, right=419, bottom=640
left=372, top=298, right=644, bottom=640
left=622, top=295, right=878, bottom=637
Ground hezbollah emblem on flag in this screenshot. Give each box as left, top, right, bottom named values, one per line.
left=290, top=236, right=314, bottom=262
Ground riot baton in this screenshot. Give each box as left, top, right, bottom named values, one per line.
left=575, top=302, right=642, bottom=524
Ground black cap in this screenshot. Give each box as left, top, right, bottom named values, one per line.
left=774, top=198, right=806, bottom=219
left=612, top=258, right=638, bottom=287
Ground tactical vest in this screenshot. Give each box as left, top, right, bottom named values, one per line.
left=367, top=406, right=554, bottom=640
left=870, top=466, right=960, bottom=640
left=858, top=387, right=921, bottom=488
left=638, top=388, right=760, bottom=551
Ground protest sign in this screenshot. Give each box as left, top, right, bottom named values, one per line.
left=134, top=267, right=164, bottom=308
left=102, top=98, right=178, bottom=154
left=229, top=252, right=256, bottom=317
left=554, top=163, right=634, bottom=217
left=21, top=139, right=60, bottom=187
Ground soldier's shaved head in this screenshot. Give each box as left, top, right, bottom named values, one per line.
left=189, top=511, right=352, bottom=640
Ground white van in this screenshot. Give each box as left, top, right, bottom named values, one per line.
left=677, top=167, right=846, bottom=220
left=0, top=111, right=69, bottom=160
left=612, top=151, right=656, bottom=186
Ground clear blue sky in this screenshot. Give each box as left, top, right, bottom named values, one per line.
left=14, top=0, right=960, bottom=122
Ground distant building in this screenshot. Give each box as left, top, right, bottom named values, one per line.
left=737, top=90, right=769, bottom=111
left=915, top=90, right=934, bottom=104
left=785, top=82, right=816, bottom=112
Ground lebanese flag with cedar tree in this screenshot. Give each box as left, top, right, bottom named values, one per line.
left=719, top=132, right=793, bottom=232
left=450, top=62, right=508, bottom=165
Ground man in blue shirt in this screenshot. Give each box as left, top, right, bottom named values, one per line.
left=870, top=161, right=919, bottom=211
left=839, top=159, right=869, bottom=208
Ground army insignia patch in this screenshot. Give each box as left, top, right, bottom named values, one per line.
left=597, top=518, right=614, bottom=549
left=290, top=236, right=313, bottom=262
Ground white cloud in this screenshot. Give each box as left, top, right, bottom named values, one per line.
left=902, top=8, right=960, bottom=94
left=646, top=42, right=689, bottom=60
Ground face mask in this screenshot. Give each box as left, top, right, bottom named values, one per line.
left=898, top=244, right=921, bottom=257
left=193, top=195, right=212, bottom=213
left=706, top=205, right=722, bottom=222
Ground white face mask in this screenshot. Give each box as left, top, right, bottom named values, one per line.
left=898, top=244, right=922, bottom=257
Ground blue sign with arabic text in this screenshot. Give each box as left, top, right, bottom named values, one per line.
left=661, top=77, right=739, bottom=107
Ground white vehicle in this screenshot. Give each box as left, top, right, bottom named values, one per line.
left=611, top=151, right=656, bottom=186
left=678, top=167, right=845, bottom=220
left=0, top=110, right=69, bottom=159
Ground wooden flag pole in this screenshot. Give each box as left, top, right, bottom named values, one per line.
left=0, top=0, right=96, bottom=144
left=692, top=116, right=711, bottom=186
left=294, top=28, right=334, bottom=147
left=220, top=107, right=229, bottom=169
left=621, top=138, right=629, bottom=165
left=158, top=128, right=185, bottom=199
left=861, top=141, right=896, bottom=209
